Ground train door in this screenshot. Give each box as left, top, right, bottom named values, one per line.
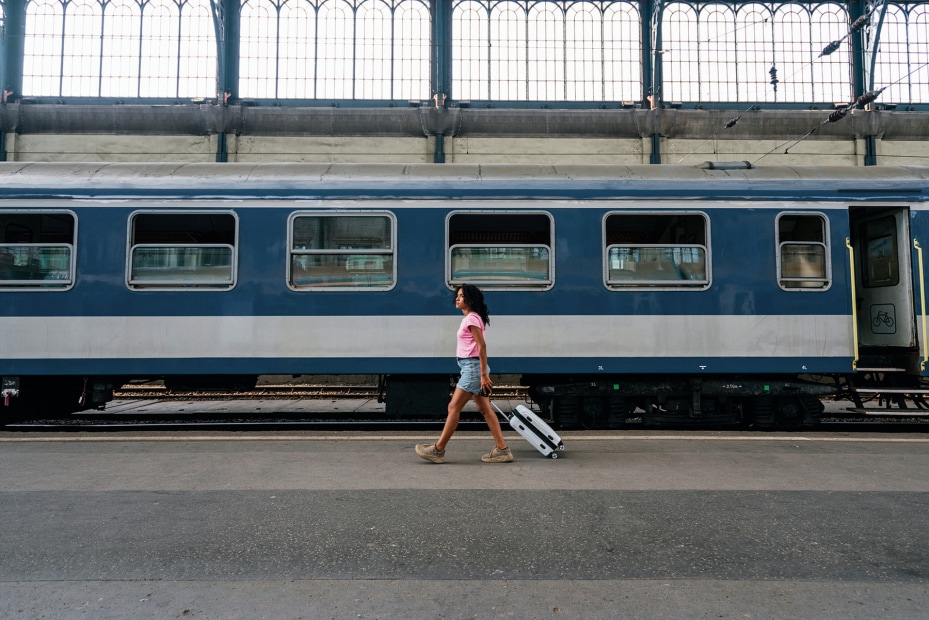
left=849, top=207, right=918, bottom=362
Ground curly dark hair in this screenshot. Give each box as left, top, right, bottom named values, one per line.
left=457, top=284, right=490, bottom=327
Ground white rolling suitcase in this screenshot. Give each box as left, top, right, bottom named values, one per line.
left=492, top=402, right=565, bottom=459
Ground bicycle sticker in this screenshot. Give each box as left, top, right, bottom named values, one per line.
left=870, top=304, right=897, bottom=335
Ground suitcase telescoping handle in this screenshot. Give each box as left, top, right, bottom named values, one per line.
left=490, top=401, right=510, bottom=422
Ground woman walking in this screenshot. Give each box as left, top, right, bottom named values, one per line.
left=415, top=284, right=513, bottom=464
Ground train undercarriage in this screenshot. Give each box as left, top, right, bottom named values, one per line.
left=522, top=375, right=831, bottom=430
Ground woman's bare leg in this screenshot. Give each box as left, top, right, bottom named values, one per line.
left=435, top=388, right=473, bottom=451
left=475, top=395, right=508, bottom=450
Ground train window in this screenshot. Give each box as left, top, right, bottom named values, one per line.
left=288, top=212, right=395, bottom=291
left=777, top=213, right=830, bottom=290
left=128, top=212, right=237, bottom=290
left=859, top=216, right=899, bottom=288
left=604, top=212, right=709, bottom=289
left=0, top=211, right=76, bottom=290
left=446, top=212, right=553, bottom=290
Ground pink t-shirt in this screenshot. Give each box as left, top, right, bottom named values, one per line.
left=457, top=312, right=485, bottom=358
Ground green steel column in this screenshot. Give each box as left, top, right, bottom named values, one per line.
left=211, top=0, right=240, bottom=162
left=644, top=0, right=663, bottom=164
left=2, top=0, right=25, bottom=101
left=432, top=0, right=451, bottom=163
left=1, top=0, right=26, bottom=161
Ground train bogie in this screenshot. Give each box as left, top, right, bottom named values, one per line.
left=2, top=162, right=929, bottom=426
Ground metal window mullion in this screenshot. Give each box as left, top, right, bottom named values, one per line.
left=730, top=7, right=738, bottom=102
left=313, top=2, right=319, bottom=99
left=97, top=7, right=105, bottom=97
left=352, top=1, right=358, bottom=100
left=275, top=2, right=282, bottom=100
left=175, top=3, right=184, bottom=98
left=768, top=7, right=777, bottom=103
left=390, top=3, right=395, bottom=100
left=485, top=2, right=491, bottom=98
left=806, top=7, right=814, bottom=101
left=695, top=6, right=702, bottom=102
left=523, top=2, right=528, bottom=100
left=599, top=2, right=605, bottom=102
left=907, top=7, right=917, bottom=103
left=59, top=1, right=69, bottom=96
left=561, top=2, right=567, bottom=101
left=137, top=2, right=145, bottom=97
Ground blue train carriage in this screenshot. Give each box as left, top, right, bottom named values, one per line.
left=1, top=162, right=928, bottom=428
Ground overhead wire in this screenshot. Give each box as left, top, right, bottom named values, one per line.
left=753, top=59, right=929, bottom=164
left=669, top=2, right=925, bottom=165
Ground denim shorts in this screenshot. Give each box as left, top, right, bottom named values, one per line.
left=456, top=357, right=488, bottom=395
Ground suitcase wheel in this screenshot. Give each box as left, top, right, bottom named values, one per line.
left=549, top=452, right=559, bottom=459
left=558, top=443, right=565, bottom=451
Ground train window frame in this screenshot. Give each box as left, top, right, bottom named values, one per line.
left=126, top=210, right=238, bottom=291
left=859, top=215, right=900, bottom=289
left=602, top=210, right=710, bottom=291
left=287, top=210, right=397, bottom=292
left=0, top=209, right=78, bottom=291
left=776, top=212, right=831, bottom=292
left=445, top=210, right=555, bottom=291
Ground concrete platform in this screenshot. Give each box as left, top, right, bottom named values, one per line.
left=2, top=426, right=928, bottom=619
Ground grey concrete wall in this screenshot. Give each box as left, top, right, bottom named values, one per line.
left=1, top=104, right=927, bottom=166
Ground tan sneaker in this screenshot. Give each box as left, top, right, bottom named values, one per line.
left=415, top=443, right=445, bottom=464
left=481, top=446, right=513, bottom=463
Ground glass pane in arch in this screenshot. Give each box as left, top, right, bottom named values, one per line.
left=489, top=2, right=527, bottom=100
left=101, top=0, right=143, bottom=98
left=278, top=1, right=319, bottom=99
left=176, top=0, right=217, bottom=97
left=913, top=6, right=929, bottom=103
left=565, top=3, right=598, bottom=101
left=874, top=4, right=929, bottom=105
left=139, top=1, right=182, bottom=97
left=240, top=0, right=288, bottom=99
left=61, top=0, right=103, bottom=97
left=874, top=5, right=910, bottom=104
left=316, top=0, right=355, bottom=98
left=356, top=1, right=394, bottom=99
left=734, top=3, right=775, bottom=102
left=661, top=2, right=699, bottom=102
left=528, top=2, right=565, bottom=101
left=394, top=1, right=431, bottom=100
left=808, top=3, right=851, bottom=102
left=697, top=4, right=737, bottom=101
left=603, top=2, right=641, bottom=101
left=772, top=3, right=815, bottom=102
left=452, top=0, right=491, bottom=100
left=24, top=0, right=104, bottom=97
left=23, top=0, right=66, bottom=96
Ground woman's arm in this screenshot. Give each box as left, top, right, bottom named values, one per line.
left=469, top=325, right=494, bottom=394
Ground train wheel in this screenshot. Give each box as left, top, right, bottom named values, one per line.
left=747, top=395, right=822, bottom=430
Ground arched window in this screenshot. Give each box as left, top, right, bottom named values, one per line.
left=452, top=0, right=642, bottom=102
left=874, top=3, right=929, bottom=104
left=662, top=1, right=851, bottom=104
left=23, top=0, right=216, bottom=98
left=239, top=0, right=430, bottom=100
